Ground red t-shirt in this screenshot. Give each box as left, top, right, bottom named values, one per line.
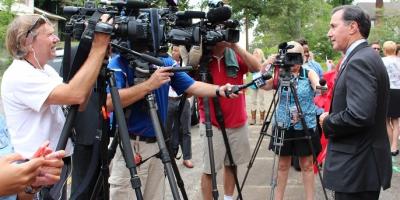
left=198, top=51, right=249, bottom=128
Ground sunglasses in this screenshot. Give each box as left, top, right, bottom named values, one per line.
left=26, top=15, right=48, bottom=38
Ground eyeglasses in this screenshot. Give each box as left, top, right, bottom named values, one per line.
left=26, top=15, right=48, bottom=38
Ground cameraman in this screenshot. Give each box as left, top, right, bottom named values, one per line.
left=1, top=14, right=111, bottom=199
left=199, top=41, right=261, bottom=200
left=106, top=48, right=237, bottom=200
left=261, top=41, right=321, bottom=200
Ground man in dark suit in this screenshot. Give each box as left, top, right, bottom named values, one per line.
left=319, top=5, right=392, bottom=200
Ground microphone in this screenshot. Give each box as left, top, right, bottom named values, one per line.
left=319, top=78, right=327, bottom=86
left=226, top=72, right=272, bottom=96
left=167, top=66, right=193, bottom=72
left=207, top=6, right=231, bottom=23
left=100, top=0, right=150, bottom=8
left=176, top=11, right=206, bottom=20
left=316, top=78, right=328, bottom=94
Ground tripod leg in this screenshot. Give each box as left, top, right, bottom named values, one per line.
left=269, top=126, right=286, bottom=200
left=239, top=89, right=279, bottom=195
left=146, top=93, right=182, bottom=200
left=108, top=72, right=143, bottom=200
left=289, top=83, right=328, bottom=200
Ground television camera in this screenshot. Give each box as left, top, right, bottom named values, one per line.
left=167, top=1, right=240, bottom=46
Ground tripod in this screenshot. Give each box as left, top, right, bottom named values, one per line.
left=240, top=68, right=328, bottom=200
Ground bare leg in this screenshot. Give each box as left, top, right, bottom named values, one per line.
left=275, top=156, right=291, bottom=200
left=391, top=118, right=399, bottom=152
left=223, top=166, right=235, bottom=196
left=201, top=173, right=213, bottom=200
left=299, top=155, right=315, bottom=200
left=387, top=118, right=393, bottom=147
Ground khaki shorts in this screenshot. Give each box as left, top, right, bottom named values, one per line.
left=200, top=123, right=251, bottom=174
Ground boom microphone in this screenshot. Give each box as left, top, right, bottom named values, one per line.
left=100, top=0, right=150, bottom=8
left=176, top=11, right=206, bottom=20
left=207, top=6, right=231, bottom=23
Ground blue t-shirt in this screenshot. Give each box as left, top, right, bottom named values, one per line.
left=0, top=115, right=17, bottom=200
left=275, top=67, right=317, bottom=130
left=304, top=60, right=323, bottom=79
left=108, top=54, right=195, bottom=137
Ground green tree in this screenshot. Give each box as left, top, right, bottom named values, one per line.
left=229, top=0, right=265, bottom=50
left=251, top=0, right=341, bottom=66
left=327, top=0, right=354, bottom=7
left=369, top=13, right=400, bottom=44
left=0, top=0, right=15, bottom=48
left=0, top=0, right=15, bottom=74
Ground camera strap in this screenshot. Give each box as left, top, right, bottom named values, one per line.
left=66, top=11, right=102, bottom=82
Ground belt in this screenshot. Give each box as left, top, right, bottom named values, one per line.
left=129, top=135, right=157, bottom=143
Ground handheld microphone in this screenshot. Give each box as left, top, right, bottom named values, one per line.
left=168, top=66, right=193, bottom=72
left=316, top=78, right=328, bottom=93
left=226, top=72, right=272, bottom=96
left=207, top=6, right=231, bottom=23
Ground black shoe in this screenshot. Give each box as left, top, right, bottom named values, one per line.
left=391, top=150, right=399, bottom=156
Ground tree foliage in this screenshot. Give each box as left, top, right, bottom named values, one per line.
left=251, top=0, right=341, bottom=64
left=0, top=0, right=15, bottom=47
left=369, top=13, right=400, bottom=44
left=327, top=0, right=354, bottom=7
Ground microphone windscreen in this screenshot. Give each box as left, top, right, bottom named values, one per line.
left=207, top=6, right=231, bottom=23
left=278, top=42, right=287, bottom=50
left=176, top=11, right=206, bottom=20
left=126, top=0, right=150, bottom=8
left=319, top=78, right=327, bottom=86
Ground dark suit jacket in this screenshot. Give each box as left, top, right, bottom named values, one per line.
left=322, top=41, right=392, bottom=192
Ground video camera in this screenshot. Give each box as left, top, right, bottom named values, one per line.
left=167, top=1, right=240, bottom=46
left=274, top=42, right=304, bottom=69
left=63, top=0, right=174, bottom=53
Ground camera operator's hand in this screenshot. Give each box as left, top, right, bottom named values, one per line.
left=214, top=41, right=261, bottom=73
left=91, top=14, right=113, bottom=49
left=145, top=67, right=174, bottom=91
left=217, top=83, right=239, bottom=99
left=0, top=153, right=44, bottom=196
left=261, top=54, right=277, bottom=73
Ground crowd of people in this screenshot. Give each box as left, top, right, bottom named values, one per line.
left=0, top=4, right=399, bottom=200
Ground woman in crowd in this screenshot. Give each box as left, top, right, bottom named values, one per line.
left=261, top=41, right=321, bottom=200
left=382, top=41, right=400, bottom=156
left=248, top=48, right=269, bottom=125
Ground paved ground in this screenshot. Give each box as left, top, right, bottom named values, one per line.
left=165, top=91, right=400, bottom=200
left=1, top=90, right=399, bottom=199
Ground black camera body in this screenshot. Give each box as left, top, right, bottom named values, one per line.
left=63, top=0, right=170, bottom=53
left=274, top=42, right=303, bottom=69
left=166, top=3, right=240, bottom=47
